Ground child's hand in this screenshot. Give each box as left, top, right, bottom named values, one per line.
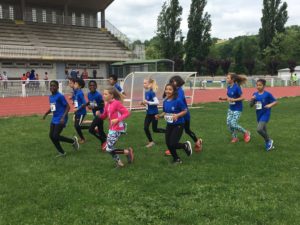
left=155, top=115, right=160, bottom=120
left=172, top=114, right=179, bottom=122
left=42, top=115, right=47, bottom=120
left=140, top=101, right=145, bottom=106
left=264, top=104, right=271, bottom=109
left=96, top=111, right=101, bottom=116
left=251, top=95, right=256, bottom=100
left=228, top=98, right=234, bottom=102
left=111, top=119, right=118, bottom=125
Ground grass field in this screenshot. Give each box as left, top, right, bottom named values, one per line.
left=0, top=97, right=299, bottom=225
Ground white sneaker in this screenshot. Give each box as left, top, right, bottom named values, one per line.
left=72, top=136, right=79, bottom=150
left=145, top=142, right=155, bottom=148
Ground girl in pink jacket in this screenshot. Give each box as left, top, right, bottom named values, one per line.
left=100, top=87, right=134, bottom=167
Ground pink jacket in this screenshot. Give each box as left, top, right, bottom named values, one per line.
left=100, top=99, right=130, bottom=131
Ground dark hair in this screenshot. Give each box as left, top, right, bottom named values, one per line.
left=75, top=78, right=85, bottom=88
left=256, top=78, right=266, bottom=86
left=163, top=83, right=178, bottom=99
left=228, top=73, right=247, bottom=86
left=109, top=74, right=118, bottom=81
left=50, top=80, right=59, bottom=87
left=169, top=75, right=185, bottom=87
left=88, top=80, right=97, bottom=87
left=68, top=77, right=76, bottom=83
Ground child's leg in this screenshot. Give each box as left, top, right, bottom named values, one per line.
left=74, top=114, right=85, bottom=140
left=89, top=117, right=107, bottom=143
left=165, top=124, right=184, bottom=161
left=106, top=130, right=122, bottom=162
left=226, top=110, right=236, bottom=137
left=183, top=119, right=198, bottom=143
left=151, top=114, right=166, bottom=133
left=144, top=114, right=153, bottom=142
left=49, top=123, right=73, bottom=154
left=257, top=121, right=270, bottom=142
left=228, top=110, right=247, bottom=136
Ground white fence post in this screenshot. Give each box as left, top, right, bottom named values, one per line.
left=21, top=83, right=26, bottom=97
left=271, top=78, right=274, bottom=87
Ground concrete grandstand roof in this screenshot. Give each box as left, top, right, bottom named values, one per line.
left=23, top=0, right=114, bottom=12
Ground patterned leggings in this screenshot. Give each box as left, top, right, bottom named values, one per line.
left=106, top=130, right=123, bottom=161
left=226, top=109, right=247, bottom=138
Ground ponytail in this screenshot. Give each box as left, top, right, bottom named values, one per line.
left=228, top=73, right=247, bottom=86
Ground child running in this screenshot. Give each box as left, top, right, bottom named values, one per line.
left=86, top=80, right=107, bottom=150
left=43, top=80, right=79, bottom=157
left=250, top=79, right=277, bottom=151
left=100, top=86, right=134, bottom=167
left=219, top=73, right=251, bottom=143
left=156, top=83, right=192, bottom=164
left=141, top=77, right=165, bottom=148
left=108, top=74, right=126, bottom=96
left=73, top=78, right=87, bottom=144
left=168, top=76, right=203, bottom=154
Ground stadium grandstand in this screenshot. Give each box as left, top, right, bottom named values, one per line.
left=0, top=0, right=137, bottom=80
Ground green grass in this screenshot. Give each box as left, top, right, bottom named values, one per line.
left=0, top=97, right=300, bottom=225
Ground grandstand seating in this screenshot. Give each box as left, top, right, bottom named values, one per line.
left=0, top=20, right=133, bottom=61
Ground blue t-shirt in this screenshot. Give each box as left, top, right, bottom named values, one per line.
left=145, top=89, right=159, bottom=115
left=227, top=83, right=243, bottom=111
left=74, top=89, right=87, bottom=116
left=88, top=91, right=104, bottom=116
left=114, top=83, right=123, bottom=93
left=49, top=92, right=68, bottom=125
left=253, top=91, right=276, bottom=122
left=177, top=87, right=191, bottom=121
left=163, top=98, right=187, bottom=125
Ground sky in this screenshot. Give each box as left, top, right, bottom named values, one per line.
left=106, top=0, right=300, bottom=41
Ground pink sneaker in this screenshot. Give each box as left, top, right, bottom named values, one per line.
left=165, top=149, right=171, bottom=156
left=244, top=131, right=251, bottom=143
left=231, top=138, right=239, bottom=143
left=101, top=142, right=107, bottom=152
left=195, top=138, right=203, bottom=152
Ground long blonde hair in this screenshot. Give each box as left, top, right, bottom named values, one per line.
left=228, top=73, right=247, bottom=86
left=104, top=86, right=124, bottom=102
left=146, top=77, right=158, bottom=92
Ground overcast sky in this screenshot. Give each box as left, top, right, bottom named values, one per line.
left=106, top=0, right=300, bottom=41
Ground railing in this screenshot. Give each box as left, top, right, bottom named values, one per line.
left=104, top=20, right=131, bottom=49
left=0, top=79, right=125, bottom=98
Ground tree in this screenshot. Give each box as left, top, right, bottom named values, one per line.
left=259, top=0, right=288, bottom=51
left=267, top=59, right=280, bottom=76
left=244, top=59, right=256, bottom=76
left=145, top=36, right=163, bottom=59
left=185, top=0, right=212, bottom=72
left=206, top=58, right=219, bottom=76
left=156, top=0, right=183, bottom=60
left=234, top=42, right=245, bottom=74
left=220, top=59, right=231, bottom=75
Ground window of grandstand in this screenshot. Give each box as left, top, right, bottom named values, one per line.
left=67, top=63, right=77, bottom=68
left=89, top=15, right=94, bottom=27
left=32, top=8, right=37, bottom=22
left=15, top=62, right=27, bottom=68
left=9, top=5, right=14, bottom=20
left=52, top=11, right=56, bottom=24
left=42, top=9, right=47, bottom=23
left=78, top=63, right=88, bottom=69
left=29, top=62, right=40, bottom=68
left=89, top=64, right=99, bottom=69
left=1, top=62, right=14, bottom=68
left=72, top=12, right=76, bottom=25
left=0, top=5, right=3, bottom=19
left=41, top=63, right=53, bottom=68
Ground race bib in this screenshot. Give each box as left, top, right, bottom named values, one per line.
left=164, top=113, right=174, bottom=123
left=74, top=100, right=78, bottom=108
left=229, top=101, right=236, bottom=105
left=50, top=103, right=56, bottom=112
left=90, top=101, right=97, bottom=108
left=256, top=101, right=262, bottom=110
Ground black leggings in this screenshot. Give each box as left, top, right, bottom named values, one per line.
left=49, top=123, right=74, bottom=154
left=89, top=116, right=107, bottom=144
left=144, top=114, right=165, bottom=142
left=184, top=120, right=198, bottom=143
left=165, top=123, right=185, bottom=161
left=74, top=114, right=86, bottom=140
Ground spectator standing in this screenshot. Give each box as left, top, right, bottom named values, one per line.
left=92, top=69, right=97, bottom=79
left=70, top=69, right=77, bottom=79
left=44, top=72, right=49, bottom=90
left=81, top=68, right=89, bottom=80
left=3, top=71, right=8, bottom=89
left=21, top=74, right=27, bottom=84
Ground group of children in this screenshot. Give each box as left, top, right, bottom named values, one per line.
left=43, top=72, right=277, bottom=167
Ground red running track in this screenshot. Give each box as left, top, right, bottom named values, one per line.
left=0, top=87, right=299, bottom=117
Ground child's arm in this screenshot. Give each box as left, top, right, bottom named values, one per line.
left=60, top=103, right=70, bottom=124
left=249, top=96, right=256, bottom=107
left=145, top=97, right=159, bottom=105
left=155, top=112, right=165, bottom=120
left=219, top=96, right=228, bottom=101
left=265, top=101, right=277, bottom=109
left=42, top=109, right=51, bottom=120
left=116, top=102, right=130, bottom=122
left=99, top=104, right=108, bottom=120
left=173, top=109, right=187, bottom=122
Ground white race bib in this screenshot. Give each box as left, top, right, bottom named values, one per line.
left=256, top=101, right=262, bottom=110
left=90, top=101, right=97, bottom=108
left=50, top=103, right=56, bottom=112
left=74, top=100, right=78, bottom=108
left=145, top=104, right=148, bottom=110
left=229, top=101, right=236, bottom=105
left=164, top=113, right=174, bottom=123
